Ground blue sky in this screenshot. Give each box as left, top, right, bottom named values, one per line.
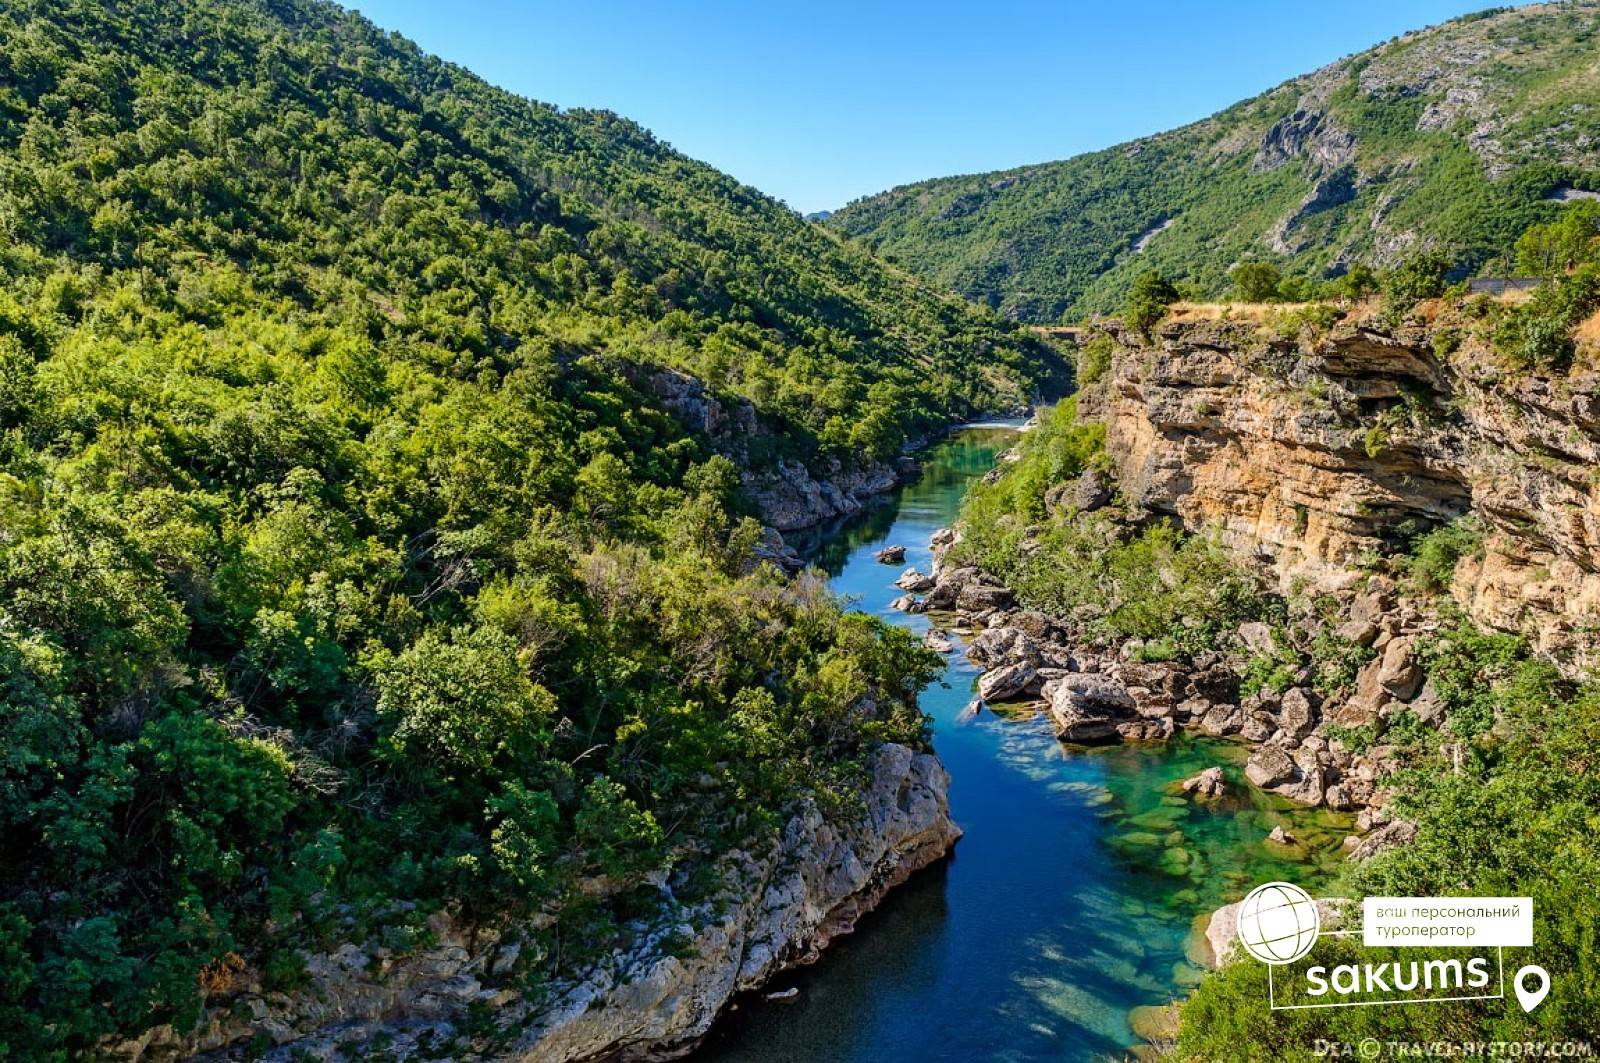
left=351, top=0, right=1498, bottom=214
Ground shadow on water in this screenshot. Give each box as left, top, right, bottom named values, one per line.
left=696, top=425, right=1344, bottom=1062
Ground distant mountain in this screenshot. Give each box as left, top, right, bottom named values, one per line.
left=830, top=2, right=1600, bottom=321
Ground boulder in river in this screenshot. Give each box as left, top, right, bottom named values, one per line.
left=875, top=544, right=906, bottom=565
left=977, top=661, right=1038, bottom=702
left=1048, top=674, right=1136, bottom=742
left=1180, top=766, right=1226, bottom=801
left=922, top=630, right=955, bottom=653
left=955, top=581, right=1014, bottom=613
left=895, top=567, right=936, bottom=593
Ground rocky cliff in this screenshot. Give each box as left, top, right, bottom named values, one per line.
left=113, top=745, right=958, bottom=1062
left=1086, top=312, right=1600, bottom=672
left=642, top=366, right=925, bottom=530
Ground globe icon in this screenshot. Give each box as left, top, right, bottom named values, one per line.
left=1236, top=881, right=1320, bottom=964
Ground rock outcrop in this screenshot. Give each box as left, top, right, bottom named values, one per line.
left=116, top=745, right=958, bottom=1062
left=638, top=366, right=920, bottom=532
left=1091, top=316, right=1600, bottom=673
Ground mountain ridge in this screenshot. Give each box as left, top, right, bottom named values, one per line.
left=829, top=1, right=1600, bottom=321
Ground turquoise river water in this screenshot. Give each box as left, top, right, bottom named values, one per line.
left=696, top=425, right=1349, bottom=1062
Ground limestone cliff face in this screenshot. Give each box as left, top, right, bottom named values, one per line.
left=114, top=745, right=958, bottom=1062
left=1085, top=315, right=1600, bottom=670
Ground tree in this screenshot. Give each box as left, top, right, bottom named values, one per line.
left=1514, top=202, right=1600, bottom=277
left=1382, top=251, right=1453, bottom=306
left=1229, top=261, right=1284, bottom=302
left=1331, top=263, right=1379, bottom=301
left=1124, top=270, right=1180, bottom=334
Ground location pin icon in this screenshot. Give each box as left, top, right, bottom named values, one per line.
left=1514, top=965, right=1550, bottom=1013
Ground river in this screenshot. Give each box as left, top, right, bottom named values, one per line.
left=697, top=425, right=1348, bottom=1062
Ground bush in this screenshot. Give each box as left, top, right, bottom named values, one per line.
left=1075, top=334, right=1114, bottom=386
left=1229, top=261, right=1284, bottom=302
left=1404, top=517, right=1482, bottom=595
left=1382, top=251, right=1453, bottom=308
left=1124, top=271, right=1180, bottom=334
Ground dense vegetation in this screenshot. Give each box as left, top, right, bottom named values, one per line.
left=830, top=3, right=1600, bottom=322
left=0, top=0, right=1065, bottom=1054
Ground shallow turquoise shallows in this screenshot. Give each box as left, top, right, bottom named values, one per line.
left=697, top=426, right=1345, bottom=1062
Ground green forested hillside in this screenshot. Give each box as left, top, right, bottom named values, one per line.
left=0, top=0, right=1060, bottom=1053
left=830, top=2, right=1600, bottom=321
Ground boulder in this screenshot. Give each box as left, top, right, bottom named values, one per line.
left=1008, top=610, right=1059, bottom=642
left=1240, top=712, right=1277, bottom=743
left=1245, top=747, right=1297, bottom=789
left=1408, top=680, right=1445, bottom=725
left=956, top=582, right=1015, bottom=613
left=965, top=626, right=1037, bottom=668
left=977, top=661, right=1038, bottom=702
left=1048, top=674, right=1136, bottom=742
left=955, top=698, right=983, bottom=724
left=929, top=527, right=957, bottom=550
left=1376, top=637, right=1423, bottom=700
left=1237, top=621, right=1276, bottom=654
left=1120, top=661, right=1185, bottom=703
left=1334, top=618, right=1379, bottom=647
left=1116, top=717, right=1175, bottom=742
left=922, top=566, right=976, bottom=610
left=1279, top=687, right=1317, bottom=738
left=1180, top=766, right=1227, bottom=801
left=1187, top=664, right=1238, bottom=703
left=922, top=630, right=954, bottom=654
left=1198, top=703, right=1243, bottom=737
left=1266, top=825, right=1295, bottom=845
left=1073, top=468, right=1114, bottom=513
left=874, top=545, right=906, bottom=565
left=750, top=527, right=804, bottom=575
left=895, top=567, right=936, bottom=593
left=1349, top=819, right=1417, bottom=861
left=888, top=595, right=922, bottom=613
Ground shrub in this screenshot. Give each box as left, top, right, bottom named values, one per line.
left=1404, top=516, right=1482, bottom=595
left=1124, top=271, right=1180, bottom=334
left=1493, top=264, right=1600, bottom=368
left=1229, top=261, right=1284, bottom=302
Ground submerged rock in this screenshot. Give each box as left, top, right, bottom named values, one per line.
left=1180, top=766, right=1227, bottom=801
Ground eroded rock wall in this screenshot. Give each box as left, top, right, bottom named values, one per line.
left=1087, top=317, right=1600, bottom=670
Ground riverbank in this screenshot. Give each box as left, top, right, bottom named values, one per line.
left=697, top=426, right=1347, bottom=1062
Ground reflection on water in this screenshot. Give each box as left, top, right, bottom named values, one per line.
left=697, top=426, right=1344, bottom=1062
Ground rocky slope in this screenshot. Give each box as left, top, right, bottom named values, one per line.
left=112, top=745, right=959, bottom=1062
left=830, top=2, right=1600, bottom=320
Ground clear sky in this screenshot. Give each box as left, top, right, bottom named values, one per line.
left=350, top=0, right=1499, bottom=215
